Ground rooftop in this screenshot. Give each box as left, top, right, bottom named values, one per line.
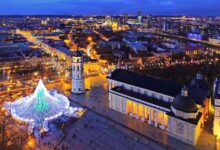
left=110, top=86, right=171, bottom=110
left=108, top=69, right=209, bottom=105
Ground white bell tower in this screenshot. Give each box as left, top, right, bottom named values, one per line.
left=71, top=51, right=85, bottom=94
left=213, top=78, right=220, bottom=138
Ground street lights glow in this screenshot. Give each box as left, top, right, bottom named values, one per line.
left=87, top=36, right=93, bottom=42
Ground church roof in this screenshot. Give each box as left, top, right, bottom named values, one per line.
left=108, top=69, right=209, bottom=105
left=108, top=69, right=182, bottom=97
left=172, top=87, right=198, bottom=113
left=190, top=73, right=208, bottom=90
left=111, top=86, right=171, bottom=110
left=70, top=50, right=83, bottom=57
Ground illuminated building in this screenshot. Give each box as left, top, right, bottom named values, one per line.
left=112, top=22, right=118, bottom=30
left=137, top=10, right=142, bottom=25
left=71, top=50, right=85, bottom=94
left=5, top=80, right=82, bottom=133
left=108, top=69, right=210, bottom=145
left=105, top=16, right=112, bottom=25
left=103, top=15, right=113, bottom=27
left=213, top=78, right=220, bottom=138
left=41, top=20, right=48, bottom=25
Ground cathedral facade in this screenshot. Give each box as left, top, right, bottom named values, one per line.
left=108, top=69, right=211, bottom=145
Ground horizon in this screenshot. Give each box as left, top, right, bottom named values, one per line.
left=0, top=14, right=220, bottom=17
left=0, top=0, right=220, bottom=16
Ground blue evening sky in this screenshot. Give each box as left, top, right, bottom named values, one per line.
left=0, top=0, right=219, bottom=16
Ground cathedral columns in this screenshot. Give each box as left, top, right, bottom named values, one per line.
left=148, top=108, right=152, bottom=125
left=160, top=112, right=165, bottom=129
left=154, top=111, right=158, bottom=127
left=136, top=103, right=139, bottom=119
left=131, top=102, right=133, bottom=115
left=126, top=102, right=166, bottom=130
left=141, top=106, right=145, bottom=122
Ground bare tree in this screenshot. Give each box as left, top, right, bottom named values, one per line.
left=0, top=108, right=10, bottom=150
left=0, top=107, right=29, bottom=150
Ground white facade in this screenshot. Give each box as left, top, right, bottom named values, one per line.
left=108, top=73, right=205, bottom=145
left=168, top=116, right=202, bottom=145
left=213, top=79, right=220, bottom=138
left=71, top=55, right=85, bottom=94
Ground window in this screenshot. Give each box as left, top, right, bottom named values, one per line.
left=152, top=93, right=155, bottom=98
left=137, top=88, right=141, bottom=94
left=121, top=84, right=125, bottom=89
left=131, top=87, right=134, bottom=92
left=72, top=66, right=75, bottom=71
left=177, top=122, right=184, bottom=135
left=159, top=95, right=163, bottom=100
left=77, top=66, right=79, bottom=71
left=168, top=98, right=172, bottom=102
left=218, top=84, right=220, bottom=94
left=109, top=83, right=112, bottom=89
left=77, top=59, right=79, bottom=63
left=144, top=91, right=148, bottom=96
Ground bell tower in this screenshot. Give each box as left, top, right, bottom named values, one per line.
left=71, top=51, right=85, bottom=94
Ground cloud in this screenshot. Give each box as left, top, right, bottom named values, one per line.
left=161, top=0, right=174, bottom=5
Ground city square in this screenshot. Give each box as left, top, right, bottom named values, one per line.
left=0, top=1, right=220, bottom=150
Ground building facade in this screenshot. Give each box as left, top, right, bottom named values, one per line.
left=71, top=51, right=85, bottom=94
left=213, top=78, right=220, bottom=138
left=108, top=69, right=210, bottom=145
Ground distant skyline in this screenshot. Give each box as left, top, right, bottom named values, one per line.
left=0, top=0, right=220, bottom=16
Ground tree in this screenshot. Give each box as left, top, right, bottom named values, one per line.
left=0, top=108, right=10, bottom=150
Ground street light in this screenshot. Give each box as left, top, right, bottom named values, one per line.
left=34, top=72, right=38, bottom=76
left=87, top=36, right=93, bottom=42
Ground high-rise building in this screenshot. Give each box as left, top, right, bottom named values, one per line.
left=137, top=10, right=142, bottom=25
left=105, top=15, right=112, bottom=26
left=71, top=51, right=85, bottom=94
left=123, top=13, right=128, bottom=24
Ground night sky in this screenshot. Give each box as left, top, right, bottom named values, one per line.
left=0, top=0, right=219, bottom=16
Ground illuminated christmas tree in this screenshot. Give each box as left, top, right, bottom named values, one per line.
left=5, top=80, right=70, bottom=129
left=34, top=88, right=49, bottom=112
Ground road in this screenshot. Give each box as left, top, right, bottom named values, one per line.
left=141, top=29, right=220, bottom=49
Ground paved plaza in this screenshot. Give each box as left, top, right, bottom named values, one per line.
left=27, top=109, right=166, bottom=150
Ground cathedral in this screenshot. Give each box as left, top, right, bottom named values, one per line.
left=108, top=69, right=211, bottom=145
